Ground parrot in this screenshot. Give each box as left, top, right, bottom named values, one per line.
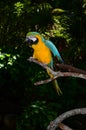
left=25, top=32, right=63, bottom=95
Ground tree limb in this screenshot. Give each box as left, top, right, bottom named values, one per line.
left=58, top=123, right=73, bottom=130
left=56, top=63, right=86, bottom=74
left=34, top=72, right=86, bottom=85
left=27, top=57, right=86, bottom=86
left=47, top=108, right=86, bottom=130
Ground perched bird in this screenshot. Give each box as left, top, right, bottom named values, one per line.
left=25, top=32, right=63, bottom=95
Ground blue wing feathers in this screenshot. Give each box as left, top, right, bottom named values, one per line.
left=45, top=40, right=63, bottom=62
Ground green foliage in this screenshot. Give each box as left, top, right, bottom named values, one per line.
left=0, top=50, right=20, bottom=68
left=14, top=2, right=24, bottom=16
left=0, top=0, right=86, bottom=130
left=17, top=101, right=58, bottom=130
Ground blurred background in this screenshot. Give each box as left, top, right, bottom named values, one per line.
left=0, top=0, right=86, bottom=129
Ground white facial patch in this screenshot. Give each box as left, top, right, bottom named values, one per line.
left=29, top=36, right=37, bottom=42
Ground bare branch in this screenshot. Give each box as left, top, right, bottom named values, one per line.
left=27, top=57, right=54, bottom=72
left=58, top=123, right=73, bottom=130
left=56, top=63, right=86, bottom=74
left=34, top=72, right=86, bottom=85
left=47, top=108, right=86, bottom=130
left=27, top=57, right=86, bottom=86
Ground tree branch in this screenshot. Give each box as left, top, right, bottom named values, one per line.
left=56, top=63, right=86, bottom=74
left=27, top=57, right=86, bottom=86
left=47, top=108, right=86, bottom=130
left=34, top=72, right=86, bottom=85
left=58, top=123, right=73, bottom=130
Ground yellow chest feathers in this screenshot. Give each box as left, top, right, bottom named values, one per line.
left=32, top=39, right=52, bottom=65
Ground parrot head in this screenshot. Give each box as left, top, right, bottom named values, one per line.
left=25, top=32, right=42, bottom=46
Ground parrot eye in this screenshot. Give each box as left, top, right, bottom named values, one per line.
left=25, top=36, right=38, bottom=45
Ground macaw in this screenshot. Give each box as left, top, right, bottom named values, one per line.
left=25, top=32, right=63, bottom=95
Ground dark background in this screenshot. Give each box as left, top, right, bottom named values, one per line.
left=0, top=0, right=86, bottom=129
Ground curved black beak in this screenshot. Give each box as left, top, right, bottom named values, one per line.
left=25, top=36, right=33, bottom=45
left=25, top=36, right=38, bottom=45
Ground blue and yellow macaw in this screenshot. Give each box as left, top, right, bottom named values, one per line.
left=25, top=32, right=63, bottom=95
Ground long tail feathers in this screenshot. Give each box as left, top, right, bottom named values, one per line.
left=46, top=68, right=62, bottom=95
left=52, top=79, right=62, bottom=95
